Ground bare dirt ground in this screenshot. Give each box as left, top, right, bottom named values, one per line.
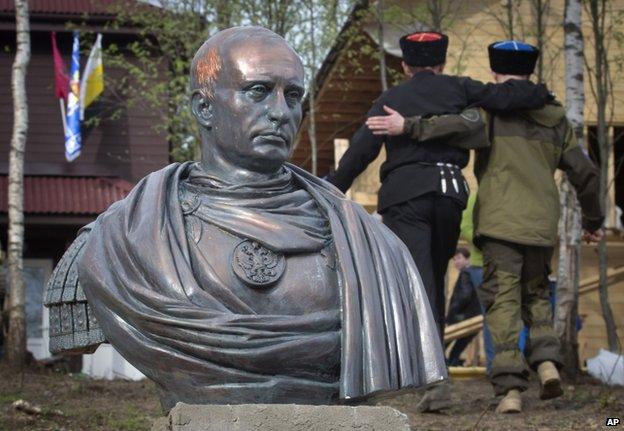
left=1, top=364, right=622, bottom=430
left=0, top=364, right=160, bottom=431
left=377, top=375, right=624, bottom=430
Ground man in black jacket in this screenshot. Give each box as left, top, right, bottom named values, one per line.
left=328, top=31, right=551, bottom=411
left=446, top=248, right=482, bottom=366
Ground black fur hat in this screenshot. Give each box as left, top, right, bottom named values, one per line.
left=399, top=32, right=449, bottom=67
left=488, top=41, right=540, bottom=75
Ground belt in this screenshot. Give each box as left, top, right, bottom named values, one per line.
left=416, top=161, right=462, bottom=170
left=417, top=162, right=468, bottom=194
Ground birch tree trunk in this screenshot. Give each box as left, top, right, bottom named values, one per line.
left=5, top=0, right=30, bottom=366
left=555, top=0, right=584, bottom=380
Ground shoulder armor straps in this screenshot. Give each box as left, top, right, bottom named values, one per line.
left=44, top=230, right=107, bottom=354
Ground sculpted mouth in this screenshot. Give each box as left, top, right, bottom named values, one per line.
left=255, top=132, right=288, bottom=145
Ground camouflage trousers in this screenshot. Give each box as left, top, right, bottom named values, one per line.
left=477, top=237, right=562, bottom=396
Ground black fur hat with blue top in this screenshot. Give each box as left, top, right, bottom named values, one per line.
left=488, top=40, right=539, bottom=75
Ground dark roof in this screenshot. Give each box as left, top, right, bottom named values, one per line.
left=0, top=0, right=120, bottom=16
left=0, top=176, right=133, bottom=215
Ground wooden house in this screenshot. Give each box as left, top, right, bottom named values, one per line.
left=0, top=0, right=169, bottom=375
left=294, top=0, right=624, bottom=364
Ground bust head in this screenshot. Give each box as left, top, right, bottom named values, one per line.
left=190, top=27, right=305, bottom=181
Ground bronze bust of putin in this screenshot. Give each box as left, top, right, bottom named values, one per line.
left=45, top=27, right=446, bottom=410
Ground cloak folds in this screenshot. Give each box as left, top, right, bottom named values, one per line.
left=78, top=162, right=446, bottom=409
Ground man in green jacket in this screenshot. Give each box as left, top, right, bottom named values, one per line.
left=365, top=40, right=604, bottom=414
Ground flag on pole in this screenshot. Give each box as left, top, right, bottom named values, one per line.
left=51, top=31, right=69, bottom=135
left=65, top=31, right=82, bottom=162
left=51, top=31, right=69, bottom=100
left=80, top=33, right=104, bottom=120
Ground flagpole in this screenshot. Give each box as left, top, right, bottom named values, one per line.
left=59, top=98, right=68, bottom=135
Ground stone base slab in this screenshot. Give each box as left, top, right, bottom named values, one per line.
left=152, top=403, right=411, bottom=431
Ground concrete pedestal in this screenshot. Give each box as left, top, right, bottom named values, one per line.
left=152, top=403, right=411, bottom=431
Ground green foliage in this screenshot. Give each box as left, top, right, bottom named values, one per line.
left=92, top=0, right=356, bottom=162
left=86, top=0, right=481, bottom=162
left=105, top=406, right=149, bottom=431
left=0, top=393, right=20, bottom=404
left=336, top=1, right=471, bottom=89
left=87, top=406, right=150, bottom=431
left=597, top=392, right=619, bottom=410
left=69, top=372, right=90, bottom=380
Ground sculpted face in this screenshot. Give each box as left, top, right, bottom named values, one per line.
left=192, top=29, right=305, bottom=176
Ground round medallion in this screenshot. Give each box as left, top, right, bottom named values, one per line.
left=232, top=240, right=285, bottom=288
left=180, top=193, right=200, bottom=215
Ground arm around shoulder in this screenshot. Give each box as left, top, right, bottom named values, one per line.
left=463, top=76, right=552, bottom=112
left=406, top=108, right=490, bottom=150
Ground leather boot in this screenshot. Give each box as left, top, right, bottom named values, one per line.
left=415, top=382, right=452, bottom=413
left=495, top=389, right=522, bottom=414
left=537, top=360, right=563, bottom=400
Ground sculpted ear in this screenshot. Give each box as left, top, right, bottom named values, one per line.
left=191, top=91, right=213, bottom=128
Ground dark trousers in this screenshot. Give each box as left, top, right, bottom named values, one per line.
left=382, top=194, right=463, bottom=342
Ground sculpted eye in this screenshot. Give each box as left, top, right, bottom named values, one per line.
left=286, top=89, right=303, bottom=101
left=247, top=84, right=268, bottom=98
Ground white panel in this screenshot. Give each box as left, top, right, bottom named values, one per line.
left=82, top=344, right=145, bottom=381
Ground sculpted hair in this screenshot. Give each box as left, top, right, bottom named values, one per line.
left=190, top=26, right=294, bottom=98
left=190, top=44, right=222, bottom=99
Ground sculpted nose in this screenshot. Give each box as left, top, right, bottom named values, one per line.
left=268, top=93, right=289, bottom=125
